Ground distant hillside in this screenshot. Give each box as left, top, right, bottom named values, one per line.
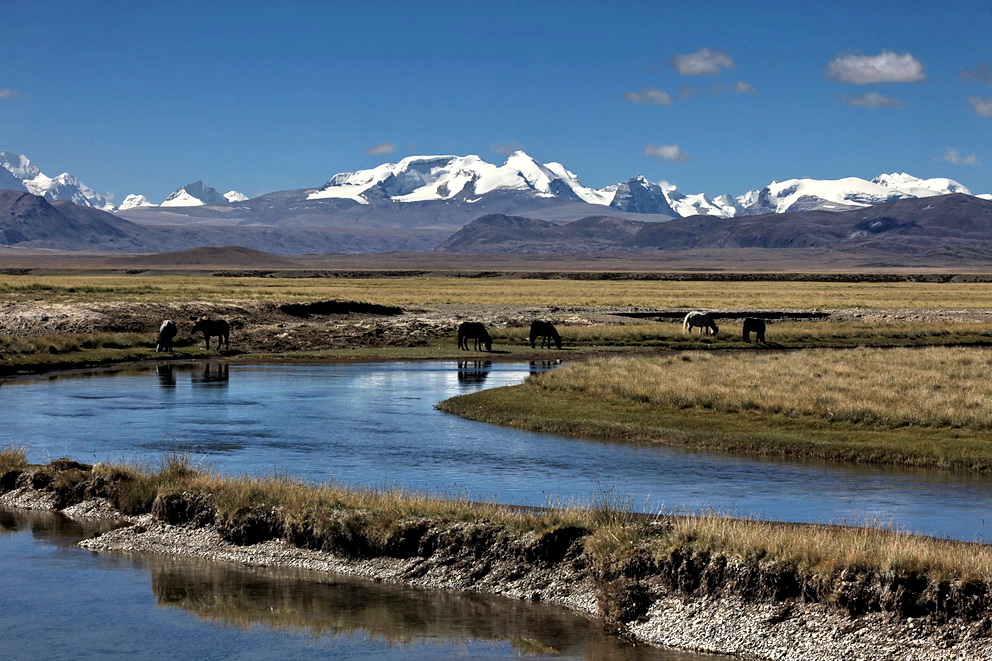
left=104, top=246, right=305, bottom=268
left=0, top=190, right=447, bottom=254
left=0, top=190, right=150, bottom=250
left=437, top=194, right=992, bottom=261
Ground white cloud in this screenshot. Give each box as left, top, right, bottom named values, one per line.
left=841, top=91, right=904, bottom=108
left=364, top=141, right=396, bottom=155
left=623, top=86, right=673, bottom=105
left=967, top=96, right=992, bottom=117
left=960, top=63, right=992, bottom=84
left=670, top=48, right=733, bottom=76
left=0, top=88, right=23, bottom=98
left=733, top=80, right=757, bottom=94
left=941, top=148, right=980, bottom=165
left=644, top=144, right=691, bottom=162
left=826, top=51, right=925, bottom=84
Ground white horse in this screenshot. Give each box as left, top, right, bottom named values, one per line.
left=683, top=311, right=719, bottom=336
left=156, top=320, right=178, bottom=352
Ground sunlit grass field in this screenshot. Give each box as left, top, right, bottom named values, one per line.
left=439, top=345, right=992, bottom=472
left=3, top=274, right=992, bottom=309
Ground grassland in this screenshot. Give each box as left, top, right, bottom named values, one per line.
left=439, top=346, right=992, bottom=472
left=4, top=273, right=992, bottom=308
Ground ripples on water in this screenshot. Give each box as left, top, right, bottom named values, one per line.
left=2, top=360, right=990, bottom=542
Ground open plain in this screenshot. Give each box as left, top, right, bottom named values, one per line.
left=3, top=248, right=992, bottom=660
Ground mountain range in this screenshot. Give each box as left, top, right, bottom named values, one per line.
left=2, top=150, right=988, bottom=224
left=2, top=149, right=992, bottom=265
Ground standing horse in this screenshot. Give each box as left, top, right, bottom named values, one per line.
left=742, top=317, right=766, bottom=344
left=458, top=322, right=492, bottom=352
left=683, top=311, right=719, bottom=336
left=529, top=320, right=562, bottom=349
left=156, top=320, right=178, bottom=353
left=190, top=317, right=231, bottom=350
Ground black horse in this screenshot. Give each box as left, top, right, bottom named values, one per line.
left=529, top=320, right=562, bottom=349
left=457, top=322, right=492, bottom=352
left=156, top=319, right=178, bottom=352
left=191, top=318, right=231, bottom=350
left=742, top=317, right=766, bottom=344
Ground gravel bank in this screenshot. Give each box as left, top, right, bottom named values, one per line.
left=66, top=500, right=992, bottom=661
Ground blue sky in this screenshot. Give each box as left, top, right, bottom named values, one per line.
left=3, top=0, right=991, bottom=202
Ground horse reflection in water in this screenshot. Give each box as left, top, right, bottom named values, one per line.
left=457, top=360, right=491, bottom=386
left=529, top=360, right=559, bottom=375
left=191, top=363, right=230, bottom=387
left=156, top=363, right=176, bottom=388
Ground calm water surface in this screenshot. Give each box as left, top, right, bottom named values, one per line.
left=0, top=507, right=718, bottom=660
left=2, top=360, right=989, bottom=541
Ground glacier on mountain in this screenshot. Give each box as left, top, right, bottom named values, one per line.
left=0, top=150, right=114, bottom=211
left=308, top=151, right=612, bottom=206
left=0, top=148, right=984, bottom=219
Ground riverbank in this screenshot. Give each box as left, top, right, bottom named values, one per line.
left=2, top=456, right=990, bottom=661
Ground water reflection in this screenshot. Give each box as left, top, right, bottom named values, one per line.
left=0, top=506, right=718, bottom=661
left=457, top=360, right=491, bottom=386
left=530, top=360, right=560, bottom=375
left=156, top=363, right=176, bottom=388
left=191, top=363, right=230, bottom=387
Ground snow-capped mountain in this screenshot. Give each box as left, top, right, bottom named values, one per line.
left=1, top=148, right=981, bottom=222
left=308, top=152, right=973, bottom=219
left=160, top=180, right=231, bottom=207
left=0, top=151, right=114, bottom=211
left=736, top=173, right=971, bottom=216
left=308, top=151, right=612, bottom=206
left=117, top=194, right=155, bottom=211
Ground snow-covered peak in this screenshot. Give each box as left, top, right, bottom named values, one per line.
left=0, top=150, right=42, bottom=180
left=160, top=180, right=229, bottom=207
left=224, top=190, right=248, bottom=203
left=665, top=187, right=736, bottom=217
left=0, top=151, right=113, bottom=210
left=737, top=173, right=971, bottom=216
left=117, top=194, right=155, bottom=210
left=308, top=151, right=611, bottom=205
left=871, top=172, right=970, bottom=197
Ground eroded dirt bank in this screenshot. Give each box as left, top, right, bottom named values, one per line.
left=2, top=460, right=990, bottom=661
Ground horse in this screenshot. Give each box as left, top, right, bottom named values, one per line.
left=190, top=317, right=231, bottom=350
left=457, top=322, right=492, bottom=352
left=742, top=317, right=766, bottom=344
left=683, top=310, right=719, bottom=336
left=529, top=320, right=562, bottom=349
left=156, top=319, right=178, bottom=353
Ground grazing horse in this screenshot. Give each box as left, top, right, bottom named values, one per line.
left=683, top=311, right=719, bottom=336
left=190, top=317, right=230, bottom=350
left=156, top=319, right=178, bottom=353
left=742, top=317, right=766, bottom=344
left=458, top=322, right=492, bottom=352
left=529, top=320, right=562, bottom=349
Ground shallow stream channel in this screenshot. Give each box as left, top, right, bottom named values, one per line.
left=2, top=360, right=990, bottom=658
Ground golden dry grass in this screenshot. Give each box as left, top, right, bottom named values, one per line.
left=4, top=274, right=992, bottom=309
left=531, top=346, right=992, bottom=430
left=92, top=460, right=992, bottom=581
left=668, top=512, right=992, bottom=580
